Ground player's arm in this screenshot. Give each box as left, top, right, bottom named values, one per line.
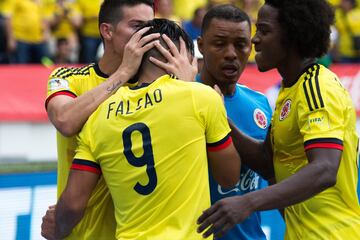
left=207, top=137, right=241, bottom=189
left=197, top=147, right=341, bottom=238
left=47, top=27, right=160, bottom=137
left=46, top=68, right=132, bottom=137
left=229, top=119, right=274, bottom=180
left=54, top=163, right=101, bottom=239
left=199, top=87, right=241, bottom=189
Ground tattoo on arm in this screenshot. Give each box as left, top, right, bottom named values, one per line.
left=106, top=81, right=123, bottom=93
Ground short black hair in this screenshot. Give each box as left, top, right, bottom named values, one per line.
left=139, top=18, right=194, bottom=56
left=201, top=4, right=251, bottom=36
left=98, top=0, right=153, bottom=28
left=265, top=0, right=334, bottom=58
left=130, top=18, right=193, bottom=82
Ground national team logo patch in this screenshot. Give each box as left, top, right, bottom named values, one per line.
left=253, top=108, right=268, bottom=129
left=280, top=99, right=291, bottom=121
left=48, top=78, right=69, bottom=91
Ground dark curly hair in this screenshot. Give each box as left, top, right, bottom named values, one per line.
left=265, top=0, right=334, bottom=58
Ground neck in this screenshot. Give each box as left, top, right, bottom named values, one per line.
left=278, top=57, right=316, bottom=87
left=98, top=49, right=123, bottom=76
left=138, top=65, right=168, bottom=85
left=200, top=69, right=236, bottom=96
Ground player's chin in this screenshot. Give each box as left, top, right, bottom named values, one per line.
left=255, top=54, right=270, bottom=72
left=221, top=72, right=240, bottom=85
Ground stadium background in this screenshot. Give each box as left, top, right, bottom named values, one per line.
left=0, top=63, right=359, bottom=240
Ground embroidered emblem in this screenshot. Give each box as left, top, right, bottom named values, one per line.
left=280, top=99, right=291, bottom=121
left=253, top=108, right=268, bottom=129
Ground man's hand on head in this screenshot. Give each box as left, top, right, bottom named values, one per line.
left=149, top=34, right=198, bottom=82
left=117, top=26, right=160, bottom=79
left=213, top=84, right=224, bottom=103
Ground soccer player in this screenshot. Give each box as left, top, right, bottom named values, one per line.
left=196, top=5, right=272, bottom=240
left=197, top=0, right=360, bottom=239
left=41, top=0, right=197, bottom=239
left=53, top=18, right=241, bottom=239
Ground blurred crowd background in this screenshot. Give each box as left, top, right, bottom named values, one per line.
left=0, top=0, right=359, bottom=66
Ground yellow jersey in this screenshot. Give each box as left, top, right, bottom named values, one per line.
left=172, top=0, right=206, bottom=20
left=335, top=8, right=360, bottom=58
left=76, top=0, right=102, bottom=38
left=49, top=1, right=81, bottom=39
left=46, top=63, right=116, bottom=240
left=1, top=0, right=51, bottom=43
left=272, top=64, right=360, bottom=239
left=73, top=75, right=232, bottom=240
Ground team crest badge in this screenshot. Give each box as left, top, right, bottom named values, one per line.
left=280, top=99, right=291, bottom=121
left=253, top=108, right=267, bottom=129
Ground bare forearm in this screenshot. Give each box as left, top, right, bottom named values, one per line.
left=54, top=197, right=84, bottom=239
left=50, top=70, right=129, bottom=136
left=246, top=161, right=336, bottom=212
left=230, top=120, right=262, bottom=160
left=229, top=119, right=273, bottom=178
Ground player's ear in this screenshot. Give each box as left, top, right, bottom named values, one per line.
left=99, top=23, right=113, bottom=40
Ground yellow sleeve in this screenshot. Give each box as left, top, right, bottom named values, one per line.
left=75, top=119, right=95, bottom=161
left=45, top=67, right=80, bottom=107
left=72, top=118, right=101, bottom=174
left=192, top=84, right=231, bottom=144
left=298, top=68, right=344, bottom=150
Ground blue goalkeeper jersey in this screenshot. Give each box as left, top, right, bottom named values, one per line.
left=197, top=75, right=272, bottom=240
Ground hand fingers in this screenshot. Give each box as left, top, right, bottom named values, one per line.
left=213, top=84, right=224, bottom=102
left=197, top=206, right=223, bottom=233
left=130, top=26, right=152, bottom=42
left=179, top=37, right=187, bottom=56
left=214, top=223, right=233, bottom=239
left=140, top=40, right=160, bottom=54
left=197, top=204, right=218, bottom=225
left=138, top=33, right=160, bottom=47
left=202, top=217, right=227, bottom=239
left=162, top=34, right=180, bottom=58
left=154, top=40, right=174, bottom=61
left=192, top=55, right=198, bottom=68
left=214, top=84, right=222, bottom=95
left=149, top=56, right=170, bottom=72
left=48, top=204, right=56, bottom=210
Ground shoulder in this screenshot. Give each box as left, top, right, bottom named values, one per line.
left=300, top=64, right=340, bottom=94
left=236, top=84, right=268, bottom=98
left=49, top=64, right=94, bottom=80
left=236, top=84, right=270, bottom=105
left=298, top=64, right=343, bottom=111
left=190, top=82, right=221, bottom=98
left=170, top=79, right=217, bottom=94
left=171, top=80, right=222, bottom=105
